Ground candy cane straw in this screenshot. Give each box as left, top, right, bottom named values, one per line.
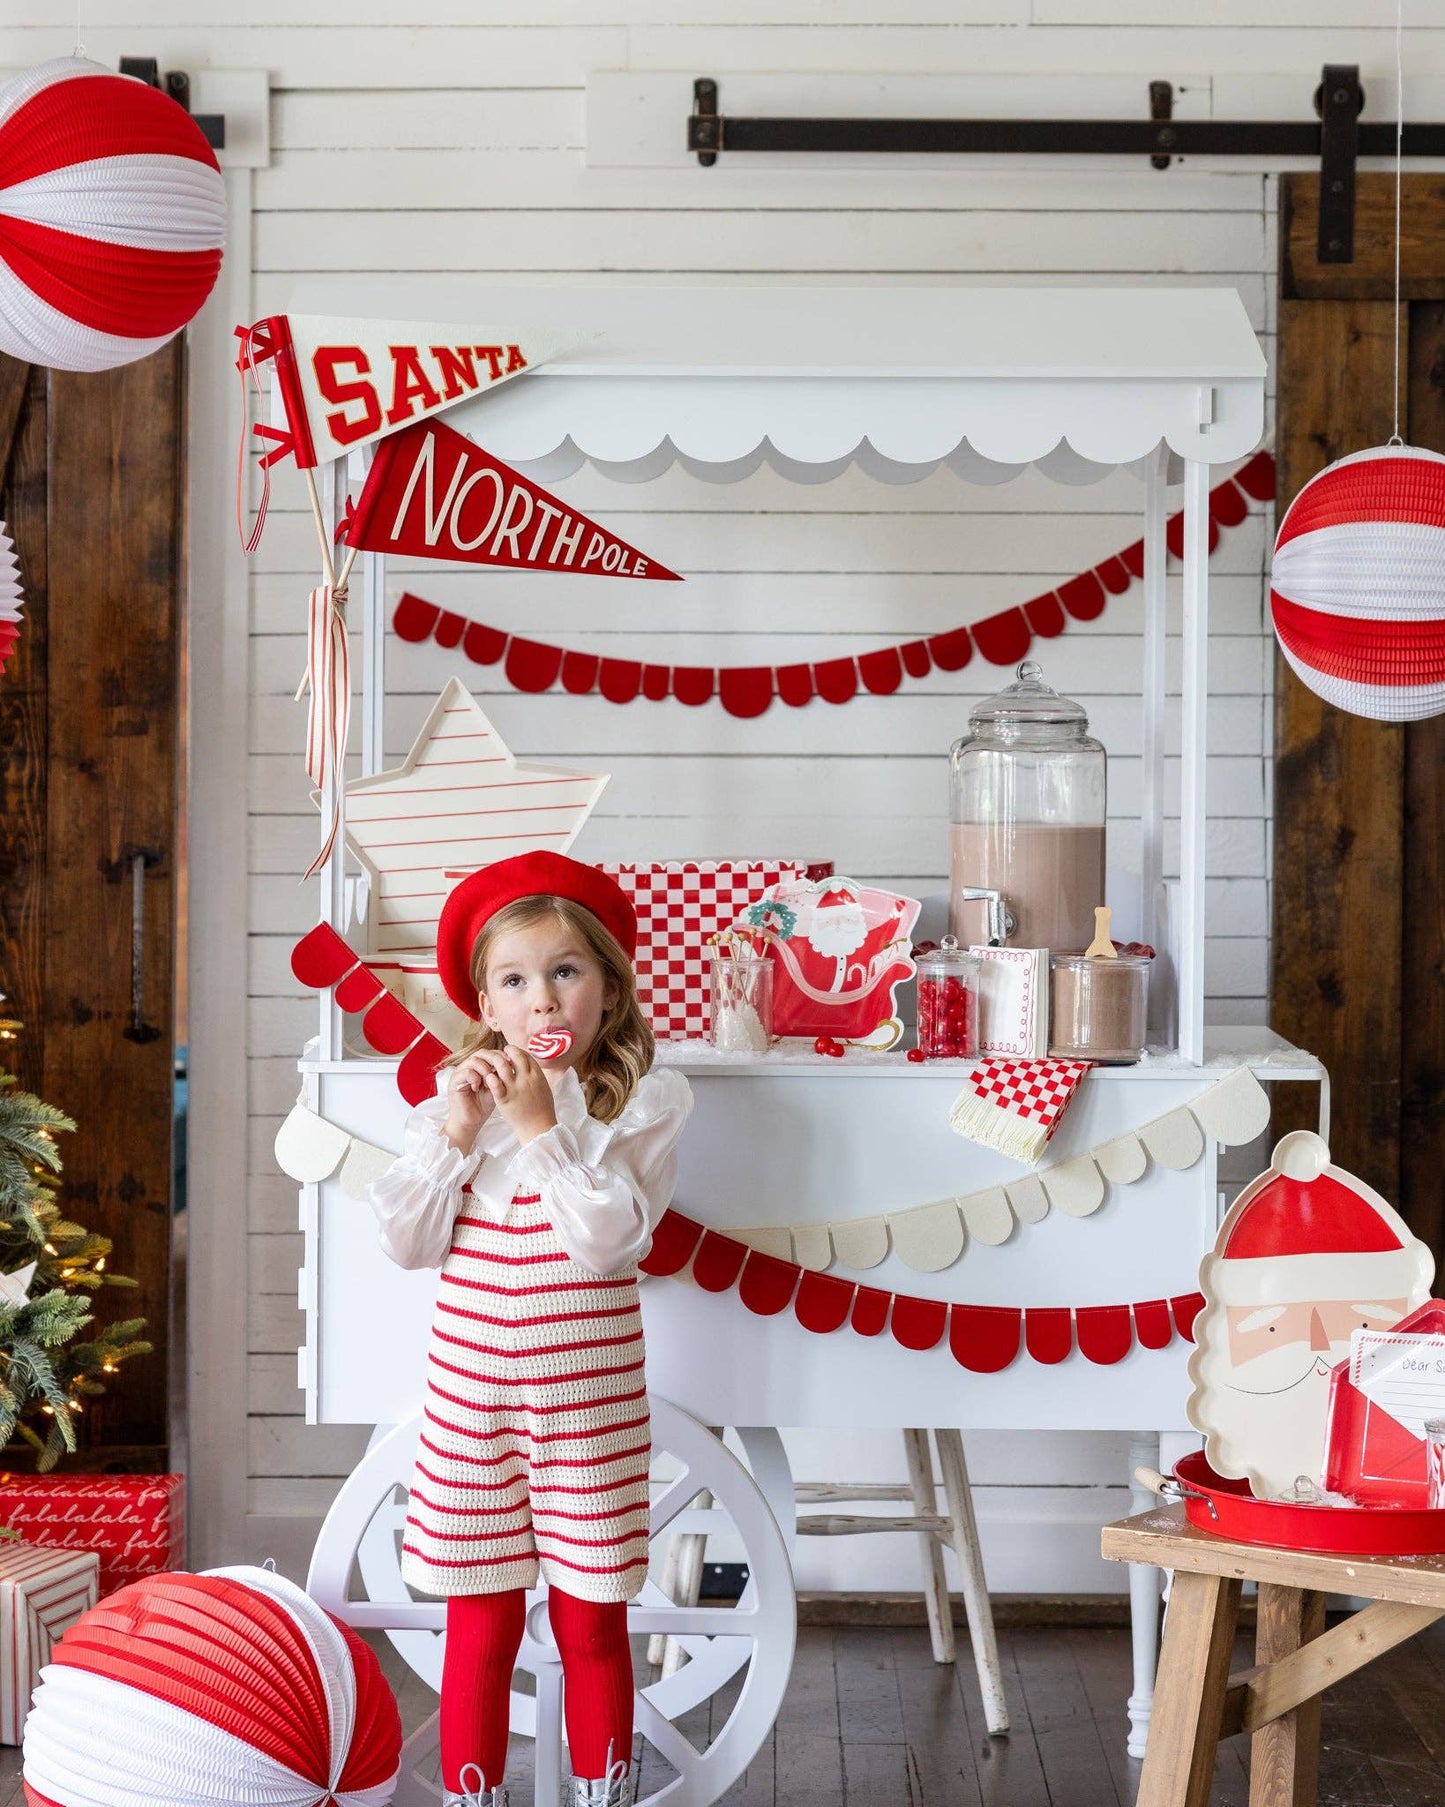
left=527, top=1029, right=574, bottom=1061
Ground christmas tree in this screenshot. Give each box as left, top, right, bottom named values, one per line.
left=0, top=1042, right=151, bottom=1470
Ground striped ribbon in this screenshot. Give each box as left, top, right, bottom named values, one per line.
left=303, top=583, right=351, bottom=881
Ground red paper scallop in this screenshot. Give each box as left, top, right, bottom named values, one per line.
left=813, top=658, right=859, bottom=705
left=858, top=647, right=903, bottom=695
left=927, top=626, right=973, bottom=672
left=691, top=1230, right=750, bottom=1293
left=361, top=993, right=424, bottom=1056
left=1023, top=1307, right=1073, bottom=1365
left=397, top=1035, right=451, bottom=1106
left=739, top=1251, right=801, bottom=1316
left=899, top=639, right=933, bottom=679
left=392, top=592, right=440, bottom=642
left=850, top=1285, right=891, bottom=1337
left=1171, top=1291, right=1205, bottom=1341
left=641, top=664, right=671, bottom=701
left=890, top=1295, right=947, bottom=1352
left=599, top=658, right=643, bottom=704
left=794, top=1269, right=855, bottom=1334
left=1096, top=555, right=1133, bottom=595
left=1058, top=571, right=1106, bottom=622
left=672, top=667, right=715, bottom=707
left=1233, top=450, right=1276, bottom=501
left=970, top=607, right=1031, bottom=666
left=462, top=620, right=508, bottom=665
left=560, top=650, right=600, bottom=694
left=290, top=923, right=357, bottom=989
left=1132, top=1298, right=1175, bottom=1351
left=435, top=610, right=466, bottom=650
left=1075, top=1303, right=1133, bottom=1365
left=948, top=1305, right=1021, bottom=1373
left=719, top=667, right=773, bottom=718
left=776, top=663, right=815, bottom=707
left=335, top=964, right=385, bottom=1012
left=1166, top=513, right=1220, bottom=560
left=1208, top=480, right=1248, bottom=528
left=1024, top=593, right=1066, bottom=638
left=1119, top=539, right=1146, bottom=578
left=505, top=636, right=563, bottom=692
left=638, top=1210, right=704, bottom=1277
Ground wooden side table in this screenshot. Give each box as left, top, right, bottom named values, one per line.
left=1102, top=1505, right=1445, bottom=1807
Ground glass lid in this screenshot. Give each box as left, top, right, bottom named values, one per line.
left=967, top=660, right=1089, bottom=730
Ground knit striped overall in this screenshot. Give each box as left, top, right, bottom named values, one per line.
left=400, top=1186, right=652, bottom=1604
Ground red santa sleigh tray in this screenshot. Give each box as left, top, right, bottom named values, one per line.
left=1140, top=1452, right=1445, bottom=1557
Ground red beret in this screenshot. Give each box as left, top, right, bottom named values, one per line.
left=435, top=853, right=637, bottom=1019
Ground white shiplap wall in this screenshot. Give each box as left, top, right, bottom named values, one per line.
left=12, top=2, right=1445, bottom=1593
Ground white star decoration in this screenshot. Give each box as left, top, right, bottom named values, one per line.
left=0, top=1262, right=38, bottom=1309
left=343, top=677, right=609, bottom=960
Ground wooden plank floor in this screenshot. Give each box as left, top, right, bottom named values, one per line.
left=4, top=1618, right=1445, bottom=1803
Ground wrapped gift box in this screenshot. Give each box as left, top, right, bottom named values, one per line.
left=0, top=1542, right=99, bottom=1743
left=0, top=1473, right=183, bottom=1597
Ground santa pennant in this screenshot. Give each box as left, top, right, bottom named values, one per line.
left=342, top=414, right=682, bottom=581
left=235, top=312, right=585, bottom=472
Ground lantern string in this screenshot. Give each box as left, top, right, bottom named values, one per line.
left=1390, top=0, right=1405, bottom=447
left=73, top=0, right=84, bottom=58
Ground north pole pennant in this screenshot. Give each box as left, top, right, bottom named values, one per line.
left=342, top=414, right=682, bottom=580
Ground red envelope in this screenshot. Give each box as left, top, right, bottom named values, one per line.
left=1322, top=1298, right=1445, bottom=1506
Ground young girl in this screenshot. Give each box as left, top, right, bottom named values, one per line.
left=367, top=852, right=693, bottom=1807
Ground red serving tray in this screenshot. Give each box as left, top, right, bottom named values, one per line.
left=1172, top=1451, right=1445, bottom=1557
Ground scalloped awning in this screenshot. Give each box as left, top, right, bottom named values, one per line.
left=442, top=284, right=1266, bottom=479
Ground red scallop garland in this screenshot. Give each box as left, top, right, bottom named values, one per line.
left=392, top=451, right=1275, bottom=719
left=639, top=1209, right=1204, bottom=1372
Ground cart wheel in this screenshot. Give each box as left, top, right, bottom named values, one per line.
left=307, top=1395, right=796, bottom=1807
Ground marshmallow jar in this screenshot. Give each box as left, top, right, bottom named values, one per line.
left=1186, top=1132, right=1435, bottom=1500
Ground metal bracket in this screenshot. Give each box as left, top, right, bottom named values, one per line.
left=120, top=55, right=225, bottom=150
left=1316, top=64, right=1364, bottom=263
left=691, top=78, right=719, bottom=167
left=1149, top=81, right=1174, bottom=173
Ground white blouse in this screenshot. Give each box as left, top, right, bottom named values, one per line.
left=366, top=1064, right=694, bottom=1277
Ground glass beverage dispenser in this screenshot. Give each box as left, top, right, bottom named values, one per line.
left=949, top=661, right=1107, bottom=953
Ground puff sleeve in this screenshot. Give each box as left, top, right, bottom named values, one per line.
left=366, top=1092, right=484, bottom=1271
left=508, top=1068, right=694, bottom=1276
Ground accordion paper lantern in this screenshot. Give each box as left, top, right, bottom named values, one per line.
left=0, top=58, right=226, bottom=372
left=21, top=1564, right=401, bottom=1807
left=0, top=521, right=22, bottom=677
left=1270, top=443, right=1445, bottom=722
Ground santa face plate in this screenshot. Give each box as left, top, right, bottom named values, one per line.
left=730, top=878, right=920, bottom=1042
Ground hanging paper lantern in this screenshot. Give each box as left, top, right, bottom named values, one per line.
left=21, top=1564, right=402, bottom=1807
left=0, top=521, right=22, bottom=677
left=0, top=57, right=226, bottom=372
left=1270, top=443, right=1445, bottom=722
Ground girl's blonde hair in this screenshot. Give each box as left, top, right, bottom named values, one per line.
left=442, top=894, right=654, bottom=1125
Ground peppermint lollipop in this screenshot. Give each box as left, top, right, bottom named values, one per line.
left=527, top=1029, right=574, bottom=1061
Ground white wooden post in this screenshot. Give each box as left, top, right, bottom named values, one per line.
left=1177, top=458, right=1210, bottom=1066
left=1140, top=445, right=1169, bottom=967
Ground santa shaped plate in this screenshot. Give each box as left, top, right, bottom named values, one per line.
left=730, top=878, right=920, bottom=1046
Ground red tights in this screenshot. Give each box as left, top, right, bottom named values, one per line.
left=440, top=1587, right=635, bottom=1793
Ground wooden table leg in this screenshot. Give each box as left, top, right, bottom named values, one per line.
left=1249, top=1585, right=1326, bottom=1807
left=1135, top=1570, right=1242, bottom=1807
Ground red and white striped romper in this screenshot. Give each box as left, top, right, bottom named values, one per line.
left=400, top=1182, right=652, bottom=1604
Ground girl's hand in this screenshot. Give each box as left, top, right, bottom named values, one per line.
left=444, top=1054, right=498, bottom=1153
left=474, top=1045, right=557, bottom=1147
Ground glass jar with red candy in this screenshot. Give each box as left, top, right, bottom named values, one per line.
left=914, top=936, right=980, bottom=1059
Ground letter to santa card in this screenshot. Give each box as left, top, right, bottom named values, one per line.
left=1350, top=1329, right=1445, bottom=1437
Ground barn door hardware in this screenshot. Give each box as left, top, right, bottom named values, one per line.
left=688, top=68, right=1444, bottom=264
left=119, top=56, right=225, bottom=149
left=109, top=845, right=166, bottom=1046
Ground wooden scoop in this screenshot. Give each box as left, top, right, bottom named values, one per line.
left=1084, top=906, right=1117, bottom=959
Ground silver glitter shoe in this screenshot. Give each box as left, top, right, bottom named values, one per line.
left=562, top=1753, right=634, bottom=1807
left=445, top=1760, right=509, bottom=1807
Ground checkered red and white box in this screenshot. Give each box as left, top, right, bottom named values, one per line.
left=596, top=862, right=831, bottom=1039
left=0, top=1541, right=99, bottom=1744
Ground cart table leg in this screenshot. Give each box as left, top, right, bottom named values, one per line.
left=1135, top=1570, right=1242, bottom=1807
left=1127, top=1431, right=1163, bottom=1758
left=1248, top=1586, right=1326, bottom=1807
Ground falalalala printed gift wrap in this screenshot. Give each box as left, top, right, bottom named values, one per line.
left=0, top=1473, right=183, bottom=1596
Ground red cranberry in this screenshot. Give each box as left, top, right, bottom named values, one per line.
left=906, top=1047, right=927, bottom=1064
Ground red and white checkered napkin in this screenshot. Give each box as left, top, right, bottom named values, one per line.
left=597, top=862, right=825, bottom=1039
left=948, top=1056, right=1093, bottom=1165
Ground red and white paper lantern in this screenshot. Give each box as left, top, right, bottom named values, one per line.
left=0, top=521, right=22, bottom=677
left=21, top=1564, right=401, bottom=1806
left=1270, top=443, right=1445, bottom=721
left=0, top=58, right=225, bottom=372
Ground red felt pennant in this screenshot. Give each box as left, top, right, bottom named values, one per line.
left=1233, top=450, right=1276, bottom=501
left=1023, top=1307, right=1073, bottom=1365
left=361, top=992, right=425, bottom=1056
left=927, top=626, right=973, bottom=672
left=599, top=659, right=643, bottom=704
left=1208, top=480, right=1248, bottom=528
left=506, top=636, right=563, bottom=693
left=899, top=639, right=933, bottom=679
left=1058, top=571, right=1106, bottom=622
left=1096, top=556, right=1132, bottom=595
left=814, top=657, right=859, bottom=705
left=1171, top=1292, right=1205, bottom=1341
left=890, top=1295, right=947, bottom=1352
left=392, top=591, right=441, bottom=643
left=777, top=663, right=815, bottom=707
left=691, top=1230, right=750, bottom=1293
left=1119, top=539, right=1146, bottom=578
left=639, top=1210, right=704, bottom=1278
left=463, top=620, right=508, bottom=665
left=291, top=923, right=357, bottom=989
left=971, top=608, right=1031, bottom=666
left=642, top=664, right=671, bottom=701
left=949, top=1305, right=1021, bottom=1373
left=1166, top=513, right=1220, bottom=560
left=1075, top=1303, right=1133, bottom=1365
left=851, top=1286, right=891, bottom=1337
left=397, top=1034, right=450, bottom=1106
left=719, top=667, right=774, bottom=718
left=1132, top=1298, right=1175, bottom=1351
left=1024, top=593, right=1066, bottom=638
left=794, top=1269, right=856, bottom=1334
left=435, top=610, right=466, bottom=650
left=560, top=650, right=599, bottom=694
left=858, top=646, right=903, bottom=695
left=672, top=667, right=715, bottom=707
left=335, top=964, right=385, bottom=1012
left=739, top=1251, right=801, bottom=1316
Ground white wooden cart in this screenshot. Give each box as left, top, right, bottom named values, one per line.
left=291, top=287, right=1324, bottom=1798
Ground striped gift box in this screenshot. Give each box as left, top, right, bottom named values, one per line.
left=0, top=1541, right=98, bottom=1744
